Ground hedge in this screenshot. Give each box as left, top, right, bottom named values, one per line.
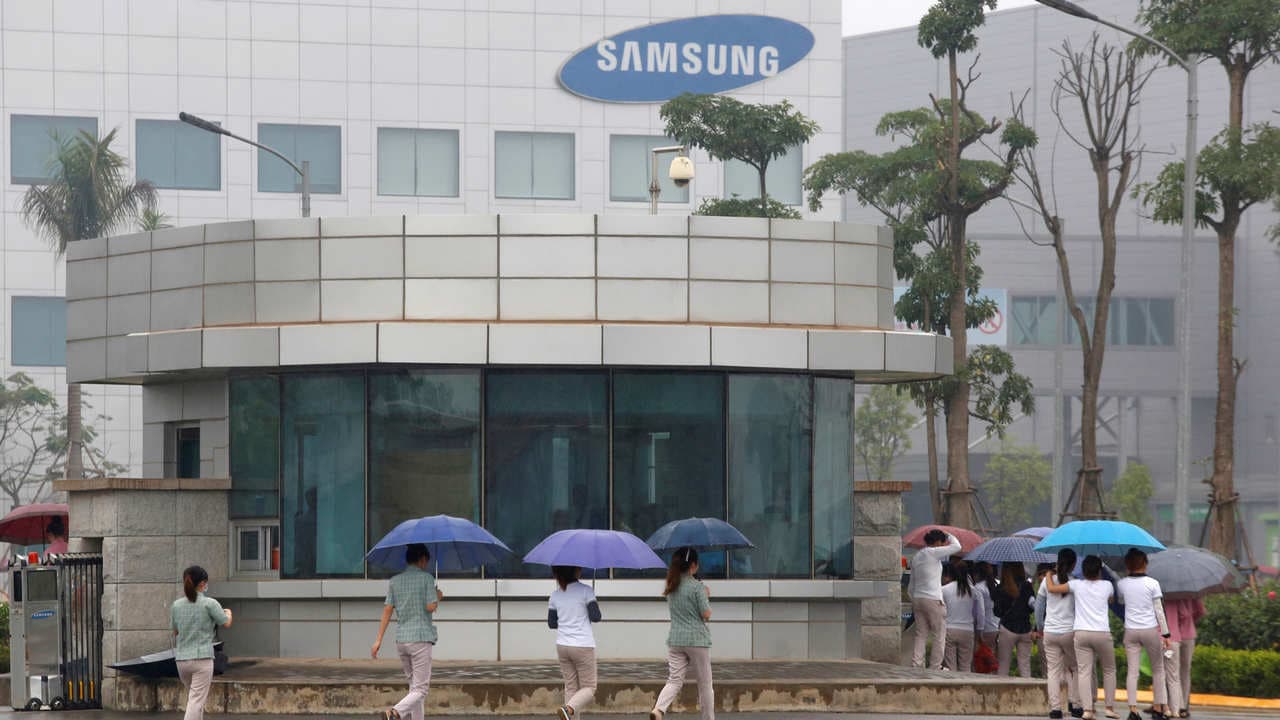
left=1111, top=645, right=1280, bottom=699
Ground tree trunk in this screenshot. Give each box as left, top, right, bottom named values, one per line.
left=926, top=396, right=944, bottom=523
left=66, top=383, right=83, bottom=479
left=758, top=167, right=769, bottom=218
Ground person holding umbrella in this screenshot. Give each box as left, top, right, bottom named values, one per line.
left=547, top=565, right=601, bottom=720
left=906, top=528, right=962, bottom=669
left=651, top=547, right=714, bottom=720
left=371, top=544, right=443, bottom=720
left=1045, top=556, right=1119, bottom=720
left=1164, top=597, right=1204, bottom=718
left=1117, top=549, right=1175, bottom=720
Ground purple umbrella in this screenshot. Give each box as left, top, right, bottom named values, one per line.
left=523, top=529, right=666, bottom=570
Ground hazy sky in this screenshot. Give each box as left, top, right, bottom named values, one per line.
left=842, top=0, right=1041, bottom=36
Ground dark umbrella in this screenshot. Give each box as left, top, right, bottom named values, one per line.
left=966, top=536, right=1057, bottom=565
left=1146, top=545, right=1246, bottom=599
left=646, top=517, right=754, bottom=552
left=0, top=503, right=68, bottom=545
left=366, top=515, right=511, bottom=572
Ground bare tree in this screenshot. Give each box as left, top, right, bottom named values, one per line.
left=1009, top=34, right=1154, bottom=518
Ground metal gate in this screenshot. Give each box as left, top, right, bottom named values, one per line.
left=55, top=554, right=103, bottom=709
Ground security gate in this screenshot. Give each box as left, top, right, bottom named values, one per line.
left=9, top=554, right=103, bottom=711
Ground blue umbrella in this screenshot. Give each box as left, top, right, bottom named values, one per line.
left=366, top=515, right=512, bottom=571
left=1034, top=520, right=1165, bottom=557
left=646, top=517, right=754, bottom=552
left=1012, top=526, right=1055, bottom=540
left=966, top=536, right=1057, bottom=565
left=524, top=529, right=666, bottom=570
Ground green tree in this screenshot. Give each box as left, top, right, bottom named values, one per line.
left=19, top=128, right=156, bottom=480
left=660, top=93, right=819, bottom=217
left=855, top=386, right=915, bottom=481
left=1134, top=0, right=1280, bottom=557
left=980, top=443, right=1051, bottom=533
left=139, top=208, right=172, bottom=231
left=1108, top=462, right=1154, bottom=527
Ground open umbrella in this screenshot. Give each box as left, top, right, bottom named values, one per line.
left=366, top=515, right=511, bottom=572
left=1034, top=520, right=1165, bottom=557
left=1012, top=526, right=1054, bottom=540
left=646, top=517, right=754, bottom=552
left=0, top=503, right=68, bottom=545
left=1146, top=545, right=1246, bottom=599
left=903, top=524, right=984, bottom=554
left=524, top=529, right=665, bottom=570
left=966, top=536, right=1057, bottom=565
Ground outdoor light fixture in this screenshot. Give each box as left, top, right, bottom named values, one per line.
left=1034, top=0, right=1100, bottom=21
left=178, top=111, right=312, bottom=218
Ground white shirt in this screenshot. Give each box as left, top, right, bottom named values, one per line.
left=1117, top=575, right=1164, bottom=630
left=973, top=582, right=1000, bottom=633
left=548, top=581, right=597, bottom=648
left=1067, top=578, right=1113, bottom=633
left=1036, top=580, right=1076, bottom=634
left=907, top=534, right=962, bottom=601
left=942, top=582, right=983, bottom=631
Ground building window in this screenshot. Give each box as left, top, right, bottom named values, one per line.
left=609, top=135, right=689, bottom=204
left=281, top=374, right=365, bottom=578
left=1116, top=297, right=1175, bottom=347
left=11, top=297, right=67, bottom=367
left=1012, top=295, right=1175, bottom=348
left=230, top=377, right=280, bottom=519
left=176, top=425, right=201, bottom=479
left=1011, top=295, right=1058, bottom=346
left=232, top=520, right=280, bottom=575
left=368, top=370, right=480, bottom=576
left=728, top=374, right=813, bottom=578
left=10, top=115, right=97, bottom=185
left=257, top=123, right=341, bottom=194
left=136, top=119, right=221, bottom=191
left=485, top=371, right=608, bottom=576
left=813, top=378, right=854, bottom=578
left=723, top=145, right=803, bottom=206
left=494, top=131, right=574, bottom=200
left=612, top=372, right=725, bottom=576
left=376, top=128, right=459, bottom=197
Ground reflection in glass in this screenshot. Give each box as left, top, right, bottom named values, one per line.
left=368, top=370, right=481, bottom=575
left=814, top=378, right=854, bottom=578
left=485, top=372, right=608, bottom=576
left=229, top=377, right=280, bottom=519
left=728, top=375, right=813, bottom=577
left=281, top=374, right=365, bottom=578
left=613, top=373, right=726, bottom=577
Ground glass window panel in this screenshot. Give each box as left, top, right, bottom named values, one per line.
left=728, top=375, right=812, bottom=578
left=723, top=145, right=803, bottom=206
left=230, top=376, right=281, bottom=518
left=494, top=132, right=533, bottom=199
left=609, top=135, right=689, bottom=204
left=1011, top=296, right=1057, bottom=346
left=377, top=127, right=417, bottom=196
left=1147, top=298, right=1174, bottom=347
left=377, top=128, right=459, bottom=197
left=10, top=297, right=66, bottom=367
left=281, top=374, right=365, bottom=578
left=813, top=378, right=854, bottom=578
left=10, top=115, right=98, bottom=184
left=368, top=370, right=480, bottom=576
left=136, top=119, right=220, bottom=190
left=176, top=427, right=201, bottom=479
left=612, top=373, right=725, bottom=577
left=485, top=371, right=607, bottom=577
left=495, top=131, right=574, bottom=200
left=258, top=123, right=341, bottom=193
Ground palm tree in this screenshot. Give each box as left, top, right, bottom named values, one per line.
left=20, top=128, right=156, bottom=479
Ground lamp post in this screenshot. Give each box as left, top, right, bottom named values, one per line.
left=179, top=112, right=312, bottom=218
left=648, top=145, right=692, bottom=215
left=1035, top=0, right=1197, bottom=543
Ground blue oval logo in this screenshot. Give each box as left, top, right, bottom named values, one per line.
left=31, top=610, right=55, bottom=620
left=559, top=15, right=815, bottom=103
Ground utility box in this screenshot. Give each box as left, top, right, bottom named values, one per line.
left=8, top=554, right=103, bottom=711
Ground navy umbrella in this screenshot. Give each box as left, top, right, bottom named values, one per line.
left=966, top=536, right=1057, bottom=565
left=646, top=517, right=754, bottom=552
left=366, top=514, right=512, bottom=571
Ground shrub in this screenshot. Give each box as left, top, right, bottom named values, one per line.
left=1113, top=644, right=1280, bottom=698
left=1197, top=581, right=1280, bottom=651
left=694, top=196, right=802, bottom=219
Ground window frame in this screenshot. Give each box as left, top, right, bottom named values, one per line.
left=374, top=126, right=462, bottom=199
left=722, top=144, right=805, bottom=207
left=1009, top=294, right=1177, bottom=350
left=493, top=130, right=576, bottom=201
left=255, top=121, right=344, bottom=195
left=134, top=117, right=223, bottom=191
left=9, top=114, right=99, bottom=185
left=607, top=134, right=691, bottom=205
left=10, top=295, right=67, bottom=367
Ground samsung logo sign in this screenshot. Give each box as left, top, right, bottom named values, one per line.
left=559, top=15, right=815, bottom=103
left=31, top=610, right=55, bottom=620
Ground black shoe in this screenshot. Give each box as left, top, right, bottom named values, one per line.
left=1128, top=712, right=1143, bottom=720
left=1070, top=705, right=1085, bottom=718
left=1051, top=711, right=1064, bottom=719
left=556, top=706, right=572, bottom=720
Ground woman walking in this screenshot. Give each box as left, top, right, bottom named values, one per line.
left=993, top=563, right=1036, bottom=677
left=1046, top=555, right=1118, bottom=720
left=1117, top=549, right=1175, bottom=720
left=170, top=565, right=232, bottom=720
left=650, top=547, right=713, bottom=720
left=941, top=560, right=982, bottom=672
left=1037, top=549, right=1082, bottom=719
left=548, top=565, right=601, bottom=720
left=1164, top=597, right=1204, bottom=718
left=372, top=544, right=442, bottom=720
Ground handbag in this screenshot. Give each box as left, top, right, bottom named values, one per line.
left=972, top=640, right=998, bottom=674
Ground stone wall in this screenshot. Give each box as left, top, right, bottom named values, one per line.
left=852, top=481, right=909, bottom=663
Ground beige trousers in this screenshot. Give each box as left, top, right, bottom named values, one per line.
left=1043, top=631, right=1080, bottom=711
left=1177, top=638, right=1195, bottom=709
left=910, top=597, right=947, bottom=669
left=176, top=658, right=213, bottom=720
left=654, top=646, right=714, bottom=720
left=1124, top=627, right=1167, bottom=708
left=1074, top=629, right=1116, bottom=712
left=943, top=629, right=974, bottom=672
left=997, top=626, right=1033, bottom=677
left=556, top=644, right=597, bottom=713
left=1161, top=641, right=1183, bottom=715
left=394, top=641, right=433, bottom=720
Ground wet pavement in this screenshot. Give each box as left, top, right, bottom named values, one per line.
left=3, top=713, right=1279, bottom=720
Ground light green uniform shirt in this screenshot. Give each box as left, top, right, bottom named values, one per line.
left=386, top=565, right=438, bottom=644
left=170, top=593, right=228, bottom=661
left=666, top=576, right=712, bottom=648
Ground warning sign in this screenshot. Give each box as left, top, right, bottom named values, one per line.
left=892, top=288, right=1008, bottom=347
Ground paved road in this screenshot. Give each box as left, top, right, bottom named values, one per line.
left=2, top=713, right=1277, bottom=720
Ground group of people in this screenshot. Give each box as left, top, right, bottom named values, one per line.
left=908, top=529, right=1205, bottom=720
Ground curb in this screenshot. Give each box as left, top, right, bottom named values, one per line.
left=1106, top=689, right=1280, bottom=711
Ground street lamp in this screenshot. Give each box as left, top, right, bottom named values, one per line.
left=1035, top=0, right=1198, bottom=543
left=178, top=112, right=312, bottom=218
left=649, top=145, right=693, bottom=215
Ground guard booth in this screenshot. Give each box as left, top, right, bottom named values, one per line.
left=9, top=554, right=104, bottom=711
